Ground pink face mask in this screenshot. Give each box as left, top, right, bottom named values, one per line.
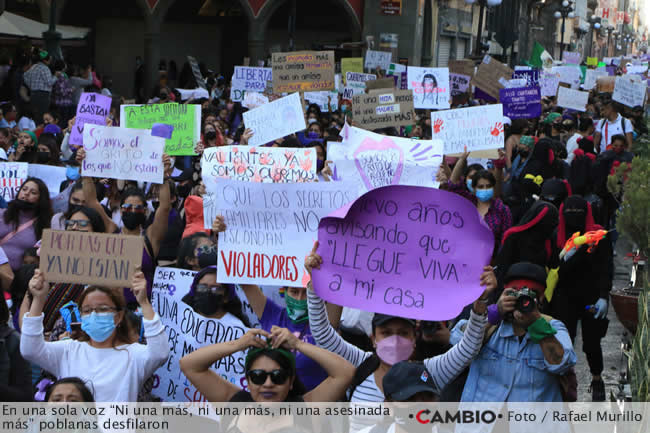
left=375, top=335, right=414, bottom=365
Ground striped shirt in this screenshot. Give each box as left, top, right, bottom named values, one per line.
left=307, top=290, right=487, bottom=433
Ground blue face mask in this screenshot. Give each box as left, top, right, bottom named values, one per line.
left=476, top=188, right=494, bottom=202
left=66, top=166, right=80, bottom=181
left=81, top=312, right=116, bottom=342
left=466, top=179, right=474, bottom=193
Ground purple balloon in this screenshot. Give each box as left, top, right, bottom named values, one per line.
left=312, top=185, right=494, bottom=320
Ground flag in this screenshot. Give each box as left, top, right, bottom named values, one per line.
left=529, top=42, right=553, bottom=69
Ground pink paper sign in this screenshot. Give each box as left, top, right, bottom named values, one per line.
left=312, top=185, right=494, bottom=320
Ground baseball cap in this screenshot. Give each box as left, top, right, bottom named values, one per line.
left=372, top=313, right=416, bottom=329
left=504, top=262, right=547, bottom=295
left=383, top=361, right=438, bottom=401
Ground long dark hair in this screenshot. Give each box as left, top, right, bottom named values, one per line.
left=66, top=181, right=84, bottom=213
left=4, top=177, right=52, bottom=239
left=64, top=206, right=106, bottom=233
left=44, top=377, right=95, bottom=402
left=76, top=286, right=131, bottom=347
left=176, top=232, right=210, bottom=270
left=245, top=349, right=306, bottom=401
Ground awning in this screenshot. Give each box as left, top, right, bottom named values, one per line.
left=0, top=11, right=90, bottom=40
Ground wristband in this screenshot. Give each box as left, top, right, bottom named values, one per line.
left=527, top=317, right=557, bottom=343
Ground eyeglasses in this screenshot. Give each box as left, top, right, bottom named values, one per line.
left=80, top=306, right=119, bottom=316
left=121, top=204, right=146, bottom=213
left=65, top=219, right=91, bottom=229
left=247, top=369, right=289, bottom=385
left=195, top=284, right=226, bottom=294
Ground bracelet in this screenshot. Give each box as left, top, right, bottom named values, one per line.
left=476, top=297, right=490, bottom=304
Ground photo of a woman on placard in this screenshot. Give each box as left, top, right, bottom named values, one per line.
left=421, top=73, right=438, bottom=107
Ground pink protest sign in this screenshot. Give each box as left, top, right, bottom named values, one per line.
left=70, top=92, right=112, bottom=147
left=312, top=185, right=494, bottom=320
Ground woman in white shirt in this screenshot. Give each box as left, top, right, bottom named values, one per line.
left=20, top=270, right=169, bottom=402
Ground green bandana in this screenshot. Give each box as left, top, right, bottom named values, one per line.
left=527, top=317, right=557, bottom=343
left=285, top=294, right=308, bottom=324
left=245, top=343, right=296, bottom=372
left=520, top=135, right=535, bottom=148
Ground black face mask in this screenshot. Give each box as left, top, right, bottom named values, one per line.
left=198, top=250, right=218, bottom=268
left=152, top=201, right=160, bottom=211
left=177, top=184, right=192, bottom=198
left=122, top=212, right=146, bottom=230
left=67, top=203, right=83, bottom=215
left=563, top=211, right=586, bottom=232
left=518, top=149, right=530, bottom=158
left=205, top=130, right=217, bottom=141
left=37, top=152, right=50, bottom=163
left=193, top=292, right=225, bottom=316
left=13, top=199, right=37, bottom=212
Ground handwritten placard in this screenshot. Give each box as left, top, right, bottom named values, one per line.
left=201, top=146, right=316, bottom=183
left=584, top=68, right=608, bottom=90
left=552, top=65, right=582, bottom=89
left=563, top=51, right=581, bottom=65
left=364, top=50, right=392, bottom=71
left=499, top=86, right=542, bottom=119
left=0, top=162, right=28, bottom=202
left=242, top=93, right=306, bottom=147
left=556, top=87, right=589, bottom=112
left=304, top=90, right=339, bottom=112
left=69, top=93, right=112, bottom=147
left=40, top=229, right=143, bottom=287
left=431, top=104, right=505, bottom=155
left=449, top=60, right=475, bottom=78
left=613, top=77, right=647, bottom=107
left=271, top=51, right=335, bottom=93
left=230, top=66, right=273, bottom=102
left=471, top=56, right=514, bottom=99
left=207, top=180, right=355, bottom=286
left=341, top=58, right=363, bottom=84
left=511, top=69, right=540, bottom=88
left=450, top=74, right=471, bottom=96
left=351, top=89, right=415, bottom=130
left=120, top=103, right=201, bottom=156
left=346, top=72, right=377, bottom=95
left=242, top=92, right=269, bottom=109
left=597, top=76, right=616, bottom=93
left=407, top=67, right=450, bottom=109
left=151, top=267, right=250, bottom=402
left=312, top=185, right=493, bottom=320
left=82, top=125, right=165, bottom=184
left=540, top=70, right=561, bottom=97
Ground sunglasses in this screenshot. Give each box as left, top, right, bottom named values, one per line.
left=121, top=204, right=146, bottom=213
left=195, top=284, right=226, bottom=294
left=195, top=245, right=217, bottom=257
left=65, top=219, right=91, bottom=228
left=247, top=369, right=289, bottom=386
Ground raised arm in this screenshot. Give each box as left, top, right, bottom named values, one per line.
left=77, top=148, right=118, bottom=233
left=146, top=174, right=172, bottom=258
left=450, top=150, right=470, bottom=184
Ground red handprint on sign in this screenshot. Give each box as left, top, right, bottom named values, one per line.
left=300, top=158, right=313, bottom=172
left=490, top=122, right=504, bottom=136
left=433, top=119, right=444, bottom=134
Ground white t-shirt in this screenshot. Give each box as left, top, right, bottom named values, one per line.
left=594, top=114, right=633, bottom=151
left=565, top=132, right=582, bottom=164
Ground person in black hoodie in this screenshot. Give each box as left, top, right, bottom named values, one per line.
left=550, top=195, right=612, bottom=401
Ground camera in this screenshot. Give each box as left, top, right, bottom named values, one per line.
left=511, top=288, right=538, bottom=313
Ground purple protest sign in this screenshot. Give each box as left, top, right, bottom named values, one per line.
left=69, top=92, right=112, bottom=147
left=606, top=66, right=616, bottom=76
left=312, top=185, right=494, bottom=320
left=474, top=87, right=497, bottom=102
left=499, top=86, right=542, bottom=119
left=511, top=69, right=540, bottom=87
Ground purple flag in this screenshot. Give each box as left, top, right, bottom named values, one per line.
left=70, top=93, right=112, bottom=147
left=312, top=185, right=494, bottom=320
left=499, top=86, right=542, bottom=119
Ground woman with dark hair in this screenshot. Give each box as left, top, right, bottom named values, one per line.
left=0, top=288, right=32, bottom=401
left=0, top=178, right=52, bottom=270
left=421, top=73, right=438, bottom=106
left=20, top=270, right=169, bottom=402
left=176, top=232, right=214, bottom=270
left=51, top=181, right=85, bottom=230
left=34, top=133, right=61, bottom=166
left=505, top=119, right=529, bottom=169
left=44, top=377, right=94, bottom=402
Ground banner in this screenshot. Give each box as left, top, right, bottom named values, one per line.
left=499, top=86, right=542, bottom=119
left=242, top=93, right=306, bottom=147
left=329, top=125, right=442, bottom=192
left=341, top=58, right=363, bottom=84
left=69, top=92, right=112, bottom=147
left=431, top=104, right=505, bottom=155
left=584, top=68, right=608, bottom=90
left=364, top=50, right=392, bottom=71
left=312, top=185, right=493, bottom=320
left=471, top=55, right=514, bottom=99
left=346, top=72, right=377, bottom=95
left=27, top=164, right=67, bottom=198
left=120, top=103, right=201, bottom=156
left=230, top=66, right=273, bottom=102
left=82, top=125, right=165, bottom=183
left=406, top=67, right=450, bottom=109
left=151, top=267, right=250, bottom=402
left=40, top=229, right=143, bottom=287
left=613, top=77, right=647, bottom=107
left=208, top=179, right=355, bottom=285
left=201, top=146, right=317, bottom=183
left=350, top=89, right=415, bottom=130
left=0, top=162, right=28, bottom=202
left=271, top=51, right=335, bottom=93
left=450, top=74, right=471, bottom=96
left=556, top=87, right=589, bottom=111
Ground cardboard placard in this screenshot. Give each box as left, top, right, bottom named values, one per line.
left=448, top=60, right=475, bottom=78
left=365, top=78, right=396, bottom=91
left=597, top=76, right=616, bottom=93
left=271, top=51, right=335, bottom=93
left=351, top=89, right=415, bottom=130
left=471, top=56, right=514, bottom=100
left=40, top=230, right=144, bottom=287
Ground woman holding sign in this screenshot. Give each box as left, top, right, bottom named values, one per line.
left=19, top=270, right=169, bottom=402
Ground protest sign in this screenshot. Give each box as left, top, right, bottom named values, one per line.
left=201, top=146, right=317, bottom=183
left=341, top=58, right=363, bottom=83
left=471, top=55, right=514, bottom=100
left=366, top=78, right=396, bottom=91
left=540, top=70, right=561, bottom=97
left=242, top=92, right=269, bottom=109
left=187, top=55, right=207, bottom=89
left=407, top=67, right=450, bottom=109
left=387, top=63, right=407, bottom=89
left=150, top=267, right=251, bottom=402
left=230, top=66, right=273, bottom=102
left=312, top=185, right=494, bottom=320
left=121, top=103, right=201, bottom=156
left=40, top=229, right=143, bottom=287
left=364, top=50, right=392, bottom=71
left=556, top=87, right=589, bottom=112
left=271, top=51, right=335, bottom=93
left=584, top=68, right=608, bottom=90
left=431, top=104, right=504, bottom=155
left=27, top=164, right=67, bottom=198
left=51, top=184, right=73, bottom=214
left=0, top=162, right=27, bottom=201
left=207, top=179, right=356, bottom=286
left=499, top=86, right=541, bottom=119
left=552, top=65, right=582, bottom=88
left=626, top=64, right=648, bottom=75
left=242, top=93, right=306, bottom=147
left=329, top=125, right=442, bottom=192
left=69, top=92, right=112, bottom=147
left=505, top=79, right=528, bottom=88
left=597, top=76, right=616, bottom=92
left=450, top=73, right=471, bottom=96
left=613, top=77, right=647, bottom=107
left=346, top=72, right=377, bottom=95
left=175, top=88, right=209, bottom=101
left=448, top=60, right=475, bottom=78
left=82, top=125, right=165, bottom=184
left=563, top=51, right=581, bottom=64
left=512, top=69, right=540, bottom=87
left=304, top=90, right=339, bottom=112
left=587, top=57, right=598, bottom=66
left=351, top=89, right=415, bottom=130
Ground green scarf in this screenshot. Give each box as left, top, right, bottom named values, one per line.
left=285, top=294, right=308, bottom=324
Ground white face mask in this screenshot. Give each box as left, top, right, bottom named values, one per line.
left=308, top=118, right=318, bottom=124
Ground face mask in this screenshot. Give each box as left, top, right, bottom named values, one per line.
left=476, top=188, right=494, bottom=202
left=308, top=118, right=317, bottom=124
left=563, top=211, right=585, bottom=231
left=466, top=179, right=474, bottom=193
left=67, top=203, right=83, bottom=215
left=316, top=159, right=324, bottom=172
left=307, top=131, right=319, bottom=139
left=37, top=152, right=50, bottom=163
left=193, top=292, right=225, bottom=316
left=177, top=184, right=192, bottom=198
left=66, top=166, right=80, bottom=181
left=13, top=199, right=37, bottom=211
left=341, top=105, right=348, bottom=112
left=198, top=250, right=218, bottom=268
left=205, top=130, right=217, bottom=141
left=122, top=212, right=146, bottom=230
left=81, top=312, right=116, bottom=343
left=285, top=294, right=308, bottom=324
left=375, top=335, right=414, bottom=365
